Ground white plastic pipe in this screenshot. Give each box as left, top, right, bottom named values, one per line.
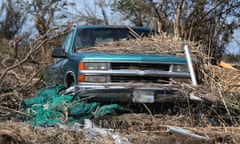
left=167, top=126, right=209, bottom=141
left=184, top=45, right=197, bottom=86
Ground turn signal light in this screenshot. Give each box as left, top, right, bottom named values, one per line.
left=78, top=62, right=85, bottom=82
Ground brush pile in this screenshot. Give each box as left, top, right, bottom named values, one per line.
left=0, top=27, right=240, bottom=143
left=80, top=34, right=198, bottom=55
left=80, top=34, right=240, bottom=93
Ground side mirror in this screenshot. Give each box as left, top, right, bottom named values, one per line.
left=51, top=48, right=67, bottom=58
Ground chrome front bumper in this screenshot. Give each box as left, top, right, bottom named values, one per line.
left=62, top=83, right=186, bottom=103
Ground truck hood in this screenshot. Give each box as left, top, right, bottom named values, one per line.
left=75, top=52, right=187, bottom=63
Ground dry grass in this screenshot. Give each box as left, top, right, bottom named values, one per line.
left=0, top=28, right=240, bottom=143
left=79, top=34, right=200, bottom=58
left=0, top=121, right=86, bottom=144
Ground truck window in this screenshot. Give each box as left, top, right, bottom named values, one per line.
left=74, top=27, right=154, bottom=51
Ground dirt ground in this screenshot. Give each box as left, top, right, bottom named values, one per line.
left=0, top=109, right=239, bottom=144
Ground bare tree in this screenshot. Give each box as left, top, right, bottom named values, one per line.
left=111, top=0, right=240, bottom=60
left=23, top=0, right=71, bottom=35
left=0, top=0, right=26, bottom=39
left=175, top=0, right=184, bottom=39
left=111, top=0, right=157, bottom=26
left=98, top=0, right=109, bottom=25
left=72, top=1, right=106, bottom=25
left=74, top=9, right=104, bottom=25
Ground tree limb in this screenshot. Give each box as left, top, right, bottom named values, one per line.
left=0, top=25, right=71, bottom=85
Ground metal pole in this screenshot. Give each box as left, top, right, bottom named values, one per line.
left=184, top=45, right=197, bottom=86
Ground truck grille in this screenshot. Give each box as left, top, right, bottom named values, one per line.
left=110, top=62, right=171, bottom=84
left=111, top=76, right=170, bottom=83
left=111, top=62, right=170, bottom=71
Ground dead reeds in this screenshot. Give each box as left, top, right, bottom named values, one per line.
left=0, top=27, right=240, bottom=143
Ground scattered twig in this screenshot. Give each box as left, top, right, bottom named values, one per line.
left=0, top=92, right=15, bottom=98
left=22, top=69, right=42, bottom=87
left=141, top=103, right=153, bottom=119
left=0, top=105, right=32, bottom=117
left=125, top=25, right=141, bottom=38
left=217, top=83, right=233, bottom=123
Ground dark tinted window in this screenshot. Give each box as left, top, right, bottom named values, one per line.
left=74, top=27, right=153, bottom=51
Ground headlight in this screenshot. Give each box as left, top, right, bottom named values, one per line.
left=85, top=62, right=108, bottom=70
left=84, top=75, right=108, bottom=82
left=172, top=64, right=189, bottom=72
left=78, top=62, right=109, bottom=82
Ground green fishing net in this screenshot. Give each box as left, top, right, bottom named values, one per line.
left=23, top=85, right=128, bottom=126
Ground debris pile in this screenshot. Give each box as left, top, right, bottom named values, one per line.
left=80, top=34, right=200, bottom=57
left=80, top=34, right=240, bottom=98
left=0, top=28, right=240, bottom=143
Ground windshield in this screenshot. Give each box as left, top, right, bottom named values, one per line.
left=74, top=27, right=153, bottom=51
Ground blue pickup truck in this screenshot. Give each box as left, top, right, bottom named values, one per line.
left=44, top=25, right=193, bottom=103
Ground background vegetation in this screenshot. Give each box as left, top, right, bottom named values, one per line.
left=1, top=0, right=240, bottom=59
